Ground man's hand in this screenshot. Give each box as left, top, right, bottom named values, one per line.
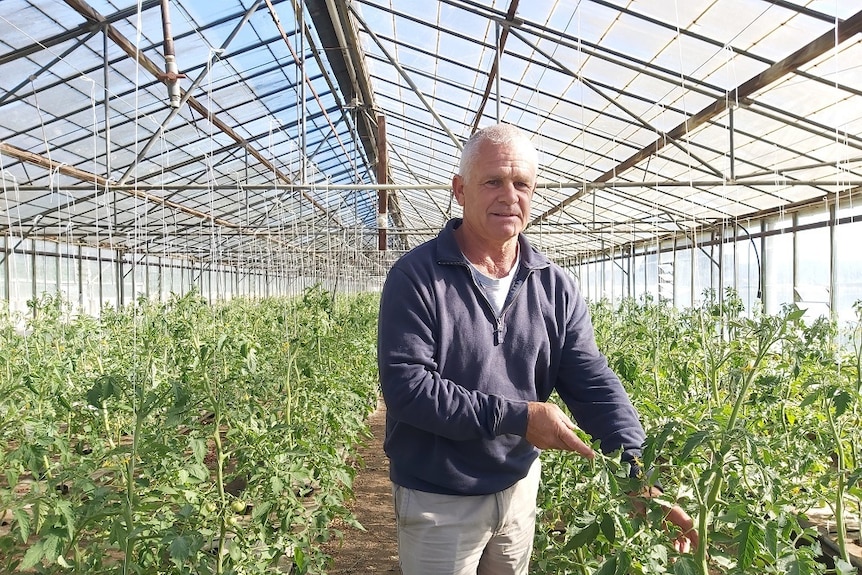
left=664, top=502, right=699, bottom=553
left=525, top=402, right=594, bottom=459
left=632, top=486, right=699, bottom=553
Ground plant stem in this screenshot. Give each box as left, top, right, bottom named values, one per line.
left=825, top=398, right=850, bottom=564
left=123, top=408, right=144, bottom=574
left=213, top=408, right=227, bottom=575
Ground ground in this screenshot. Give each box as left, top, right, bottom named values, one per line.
left=324, top=400, right=401, bottom=574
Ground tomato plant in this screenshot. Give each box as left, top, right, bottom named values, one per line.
left=0, top=287, right=379, bottom=574
left=536, top=290, right=862, bottom=575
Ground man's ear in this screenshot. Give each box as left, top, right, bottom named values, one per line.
left=452, top=174, right=465, bottom=207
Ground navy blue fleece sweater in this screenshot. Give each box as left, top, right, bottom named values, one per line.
left=377, top=219, right=645, bottom=495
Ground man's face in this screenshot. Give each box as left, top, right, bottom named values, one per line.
left=452, top=138, right=537, bottom=246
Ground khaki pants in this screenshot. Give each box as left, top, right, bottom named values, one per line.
left=392, top=458, right=541, bottom=575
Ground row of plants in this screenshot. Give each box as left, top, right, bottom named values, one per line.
left=534, top=290, right=862, bottom=575
left=0, top=287, right=380, bottom=574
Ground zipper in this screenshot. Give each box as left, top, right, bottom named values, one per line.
left=495, top=270, right=531, bottom=344
left=463, top=262, right=533, bottom=346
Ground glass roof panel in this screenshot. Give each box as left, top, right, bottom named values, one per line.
left=2, top=0, right=861, bottom=264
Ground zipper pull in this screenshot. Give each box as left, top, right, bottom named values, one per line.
left=494, top=317, right=505, bottom=345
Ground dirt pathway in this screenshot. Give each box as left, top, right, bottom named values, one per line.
left=325, top=400, right=401, bottom=573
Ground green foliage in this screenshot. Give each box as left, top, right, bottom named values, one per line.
left=535, top=290, right=862, bottom=574
left=0, top=287, right=379, bottom=574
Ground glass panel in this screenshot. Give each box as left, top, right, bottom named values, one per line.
left=836, top=222, right=862, bottom=325
left=795, top=226, right=830, bottom=321
left=0, top=237, right=7, bottom=303
left=9, top=251, right=31, bottom=316
left=764, top=233, right=793, bottom=315
left=58, top=244, right=79, bottom=310
left=674, top=248, right=692, bottom=308
left=733, top=236, right=761, bottom=314
left=632, top=253, right=646, bottom=302
left=35, top=245, right=57, bottom=299
left=100, top=254, right=118, bottom=311
left=693, top=244, right=714, bottom=304
left=82, top=258, right=101, bottom=316
left=122, top=259, right=135, bottom=307
left=645, top=252, right=659, bottom=302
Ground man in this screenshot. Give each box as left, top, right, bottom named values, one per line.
left=377, top=123, right=696, bottom=574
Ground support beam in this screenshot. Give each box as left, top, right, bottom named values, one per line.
left=62, top=0, right=339, bottom=224
left=349, top=3, right=464, bottom=152
left=531, top=8, right=862, bottom=225
left=377, top=115, right=388, bottom=251
left=470, top=0, right=520, bottom=134
left=0, top=142, right=240, bottom=230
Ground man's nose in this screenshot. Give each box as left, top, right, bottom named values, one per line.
left=498, top=182, right=518, bottom=203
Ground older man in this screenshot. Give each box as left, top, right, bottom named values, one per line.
left=377, top=123, right=696, bottom=575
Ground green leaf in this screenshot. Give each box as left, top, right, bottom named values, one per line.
left=784, top=558, right=815, bottom=575
left=252, top=500, right=273, bottom=522
left=614, top=550, right=631, bottom=575
left=787, top=307, right=807, bottom=322
left=13, top=507, right=31, bottom=542
left=672, top=556, right=699, bottom=575
left=832, top=390, right=852, bottom=417
left=681, top=430, right=710, bottom=460
left=594, top=555, right=616, bottom=575
left=599, top=513, right=615, bottom=544
left=56, top=499, right=76, bottom=539
left=294, top=546, right=307, bottom=570
left=86, top=375, right=122, bottom=409
left=188, top=463, right=209, bottom=482
left=169, top=535, right=192, bottom=561
left=564, top=521, right=599, bottom=551
left=21, top=540, right=44, bottom=570
left=735, top=520, right=764, bottom=570
left=190, top=437, right=207, bottom=463
left=799, top=391, right=820, bottom=408
left=271, top=475, right=284, bottom=494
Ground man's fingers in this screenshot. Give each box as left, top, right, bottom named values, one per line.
left=560, top=428, right=595, bottom=459
left=664, top=504, right=699, bottom=551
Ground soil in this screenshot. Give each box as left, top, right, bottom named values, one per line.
left=324, top=399, right=401, bottom=574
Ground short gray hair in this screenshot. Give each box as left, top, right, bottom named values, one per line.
left=457, top=124, right=538, bottom=178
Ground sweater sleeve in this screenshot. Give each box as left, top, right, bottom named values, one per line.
left=554, top=287, right=646, bottom=467
left=377, top=265, right=529, bottom=440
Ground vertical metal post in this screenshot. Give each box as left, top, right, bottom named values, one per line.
left=729, top=105, right=735, bottom=181
left=160, top=0, right=182, bottom=107
left=829, top=202, right=837, bottom=315
left=117, top=250, right=124, bottom=307
left=717, top=226, right=724, bottom=304
left=30, top=243, right=36, bottom=306
left=1, top=237, right=7, bottom=308
left=760, top=232, right=767, bottom=310
left=298, top=0, right=307, bottom=184
left=377, top=115, right=388, bottom=251
left=792, top=212, right=799, bottom=304
left=495, top=21, right=501, bottom=124
left=103, top=25, right=112, bottom=181
left=77, top=245, right=83, bottom=311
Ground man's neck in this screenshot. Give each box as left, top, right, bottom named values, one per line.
left=454, top=226, right=519, bottom=279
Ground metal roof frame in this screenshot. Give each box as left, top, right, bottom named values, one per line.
left=2, top=0, right=862, bottom=268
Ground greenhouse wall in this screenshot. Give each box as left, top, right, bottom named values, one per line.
left=569, top=201, right=862, bottom=325
left=3, top=201, right=862, bottom=325
left=0, top=233, right=396, bottom=318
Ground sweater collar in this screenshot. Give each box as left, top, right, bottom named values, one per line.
left=436, top=218, right=551, bottom=270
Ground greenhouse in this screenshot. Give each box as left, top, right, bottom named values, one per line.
left=2, top=0, right=862, bottom=573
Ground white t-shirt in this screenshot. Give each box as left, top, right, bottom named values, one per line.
left=468, top=255, right=520, bottom=315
